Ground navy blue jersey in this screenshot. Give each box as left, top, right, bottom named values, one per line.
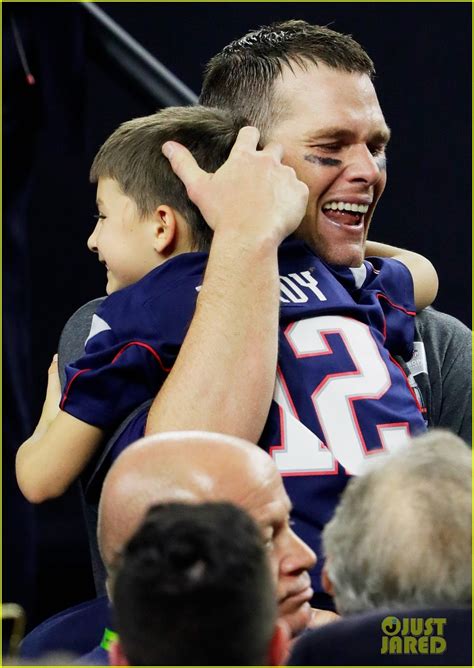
left=262, top=241, right=426, bottom=594
left=62, top=239, right=426, bottom=596
left=61, top=251, right=206, bottom=431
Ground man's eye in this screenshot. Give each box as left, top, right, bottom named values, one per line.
left=313, top=143, right=342, bottom=152
left=263, top=530, right=274, bottom=549
left=93, top=214, right=106, bottom=222
left=369, top=145, right=386, bottom=157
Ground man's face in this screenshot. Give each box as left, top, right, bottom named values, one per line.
left=88, top=178, right=160, bottom=294
left=102, top=438, right=316, bottom=639
left=266, top=63, right=390, bottom=267
left=230, top=460, right=317, bottom=637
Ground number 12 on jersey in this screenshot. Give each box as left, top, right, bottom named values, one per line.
left=270, top=316, right=411, bottom=476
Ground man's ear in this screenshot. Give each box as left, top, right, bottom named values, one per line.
left=321, top=563, right=335, bottom=597
left=109, top=640, right=129, bottom=666
left=267, top=619, right=291, bottom=666
left=153, top=204, right=179, bottom=254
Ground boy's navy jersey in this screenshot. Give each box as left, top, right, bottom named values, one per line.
left=61, top=239, right=426, bottom=596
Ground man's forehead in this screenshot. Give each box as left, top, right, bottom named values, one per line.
left=245, top=484, right=292, bottom=528
left=275, top=59, right=375, bottom=95
left=255, top=499, right=292, bottom=533
left=271, top=62, right=387, bottom=134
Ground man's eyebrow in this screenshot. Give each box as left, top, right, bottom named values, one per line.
left=307, top=126, right=392, bottom=144
left=372, top=126, right=392, bottom=145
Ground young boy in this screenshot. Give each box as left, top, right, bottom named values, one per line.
left=16, top=106, right=437, bottom=596
left=16, top=106, right=248, bottom=503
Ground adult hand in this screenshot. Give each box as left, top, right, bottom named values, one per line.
left=162, top=126, right=308, bottom=247
left=307, top=607, right=340, bottom=628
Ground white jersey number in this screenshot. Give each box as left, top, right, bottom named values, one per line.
left=271, top=316, right=410, bottom=476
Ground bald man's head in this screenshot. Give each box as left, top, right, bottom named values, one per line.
left=98, top=431, right=316, bottom=637
left=99, top=431, right=280, bottom=567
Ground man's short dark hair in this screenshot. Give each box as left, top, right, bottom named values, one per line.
left=90, top=106, right=246, bottom=251
left=111, top=501, right=276, bottom=666
left=200, top=20, right=375, bottom=140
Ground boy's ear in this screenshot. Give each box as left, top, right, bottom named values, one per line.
left=153, top=204, right=180, bottom=254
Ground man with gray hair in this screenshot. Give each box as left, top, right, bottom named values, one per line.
left=321, top=429, right=471, bottom=615
left=288, top=429, right=471, bottom=665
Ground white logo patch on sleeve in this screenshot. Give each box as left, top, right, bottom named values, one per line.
left=85, top=314, right=112, bottom=346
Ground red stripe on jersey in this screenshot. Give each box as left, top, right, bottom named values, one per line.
left=61, top=368, right=92, bottom=409
left=111, top=341, right=171, bottom=372
left=376, top=292, right=417, bottom=317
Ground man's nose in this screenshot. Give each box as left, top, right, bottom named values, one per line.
left=280, top=530, right=317, bottom=575
left=345, top=144, right=382, bottom=185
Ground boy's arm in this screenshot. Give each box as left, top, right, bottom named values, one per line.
left=15, top=356, right=103, bottom=503
left=145, top=127, right=308, bottom=440
left=365, top=240, right=438, bottom=311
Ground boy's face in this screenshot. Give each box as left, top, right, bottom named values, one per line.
left=88, top=178, right=161, bottom=294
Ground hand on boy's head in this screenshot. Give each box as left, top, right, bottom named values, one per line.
left=162, top=126, right=308, bottom=247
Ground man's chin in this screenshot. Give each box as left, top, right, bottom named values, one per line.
left=279, top=601, right=312, bottom=638
left=298, top=219, right=367, bottom=267
left=302, top=235, right=365, bottom=267
left=321, top=245, right=365, bottom=268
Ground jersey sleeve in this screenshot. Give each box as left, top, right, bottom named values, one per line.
left=363, top=257, right=415, bottom=310
left=60, top=312, right=171, bottom=430
left=363, top=257, right=416, bottom=359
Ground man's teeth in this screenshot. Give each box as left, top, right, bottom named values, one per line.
left=322, top=201, right=369, bottom=214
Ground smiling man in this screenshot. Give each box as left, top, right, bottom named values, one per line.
left=196, top=24, right=470, bottom=455
left=145, top=20, right=437, bottom=610
left=17, top=18, right=469, bottom=665
left=201, top=22, right=389, bottom=270
left=267, top=63, right=390, bottom=268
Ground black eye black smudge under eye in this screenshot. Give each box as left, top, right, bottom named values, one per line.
left=304, top=154, right=342, bottom=167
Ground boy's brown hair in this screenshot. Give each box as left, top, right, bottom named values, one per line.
left=90, top=106, right=246, bottom=251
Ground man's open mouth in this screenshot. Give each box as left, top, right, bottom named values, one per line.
left=322, top=200, right=369, bottom=226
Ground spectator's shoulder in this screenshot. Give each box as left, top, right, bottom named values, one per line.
left=20, top=596, right=109, bottom=660
left=288, top=606, right=471, bottom=666
left=416, top=307, right=471, bottom=344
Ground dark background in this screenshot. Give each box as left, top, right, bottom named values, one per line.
left=4, top=1, right=471, bottom=634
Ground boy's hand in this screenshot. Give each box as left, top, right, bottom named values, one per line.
left=37, top=354, right=62, bottom=430
left=162, top=126, right=308, bottom=247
